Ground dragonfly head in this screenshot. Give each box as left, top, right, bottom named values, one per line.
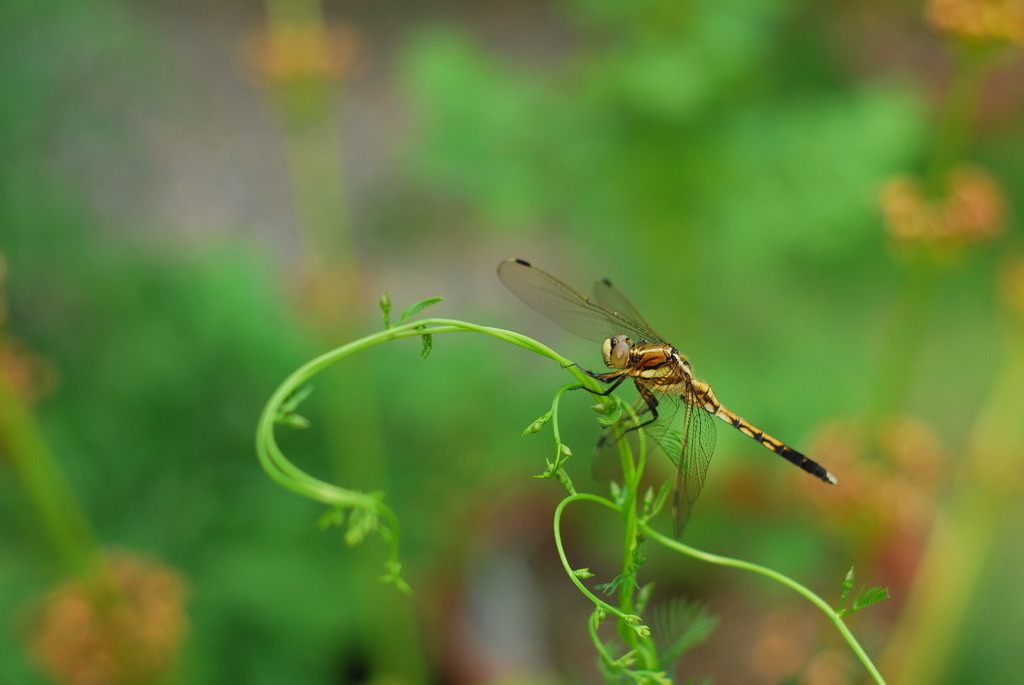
left=602, top=334, right=632, bottom=369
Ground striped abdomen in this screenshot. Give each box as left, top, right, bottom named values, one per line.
left=690, top=379, right=836, bottom=485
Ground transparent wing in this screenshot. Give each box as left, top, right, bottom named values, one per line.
left=498, top=258, right=665, bottom=344
left=591, top=277, right=665, bottom=342
left=644, top=386, right=717, bottom=537
left=591, top=385, right=714, bottom=536
left=589, top=393, right=679, bottom=484
left=590, top=413, right=636, bottom=484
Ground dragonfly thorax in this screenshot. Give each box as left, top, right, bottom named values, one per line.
left=602, top=334, right=632, bottom=369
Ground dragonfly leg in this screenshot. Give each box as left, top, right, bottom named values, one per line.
left=622, top=381, right=660, bottom=433
left=568, top=363, right=622, bottom=381
left=567, top=365, right=628, bottom=396
left=599, top=381, right=662, bottom=451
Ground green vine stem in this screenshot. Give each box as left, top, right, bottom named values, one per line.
left=255, top=315, right=603, bottom=590
left=550, top=492, right=885, bottom=683
left=256, top=310, right=886, bottom=681
left=641, top=526, right=886, bottom=684
left=552, top=494, right=642, bottom=623
left=0, top=354, right=104, bottom=585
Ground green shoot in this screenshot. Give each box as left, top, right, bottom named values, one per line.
left=838, top=567, right=891, bottom=617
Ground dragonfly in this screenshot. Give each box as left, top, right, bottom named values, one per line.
left=497, top=257, right=837, bottom=534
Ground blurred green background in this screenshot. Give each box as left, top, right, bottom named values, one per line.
left=2, top=0, right=1022, bottom=684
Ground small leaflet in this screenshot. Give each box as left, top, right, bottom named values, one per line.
left=400, top=297, right=444, bottom=323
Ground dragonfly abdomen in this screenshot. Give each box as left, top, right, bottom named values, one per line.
left=695, top=382, right=838, bottom=485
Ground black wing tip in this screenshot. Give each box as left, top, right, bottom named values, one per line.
left=497, top=258, right=531, bottom=278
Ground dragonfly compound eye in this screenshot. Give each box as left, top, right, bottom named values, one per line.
left=602, top=334, right=632, bottom=369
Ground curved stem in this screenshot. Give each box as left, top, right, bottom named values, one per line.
left=642, top=525, right=887, bottom=685
left=552, top=491, right=885, bottom=682
left=552, top=493, right=637, bottom=621
left=257, top=318, right=580, bottom=489
left=255, top=317, right=606, bottom=589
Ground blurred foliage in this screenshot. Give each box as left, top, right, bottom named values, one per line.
left=403, top=0, right=924, bottom=268
left=0, top=236, right=371, bottom=684
left=1, top=6, right=374, bottom=684
left=2, top=0, right=1023, bottom=683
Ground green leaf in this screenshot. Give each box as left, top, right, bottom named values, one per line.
left=633, top=670, right=673, bottom=685
left=597, top=573, right=639, bottom=595
left=643, top=486, right=656, bottom=508
left=616, top=614, right=651, bottom=638
left=631, top=536, right=647, bottom=567
left=644, top=479, right=673, bottom=519
left=380, top=291, right=392, bottom=328
left=553, top=467, right=575, bottom=495
left=573, top=568, right=595, bottom=579
left=636, top=582, right=655, bottom=615
left=316, top=507, right=346, bottom=530
left=344, top=506, right=380, bottom=546
left=609, top=480, right=629, bottom=507
left=839, top=567, right=855, bottom=610
left=593, top=399, right=624, bottom=425
left=400, top=296, right=445, bottom=323
left=837, top=567, right=890, bottom=616
left=280, top=384, right=313, bottom=413
left=380, top=560, right=413, bottom=595
left=522, top=409, right=553, bottom=435
left=276, top=385, right=314, bottom=427
left=534, top=460, right=557, bottom=479
left=420, top=333, right=434, bottom=358
left=853, top=586, right=891, bottom=612
left=277, top=412, right=311, bottom=429
left=652, top=598, right=719, bottom=668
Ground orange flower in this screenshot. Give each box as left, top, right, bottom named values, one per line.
left=880, top=165, right=1006, bottom=246
left=31, top=552, right=188, bottom=685
left=927, top=0, right=1024, bottom=44
left=246, top=23, right=361, bottom=85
